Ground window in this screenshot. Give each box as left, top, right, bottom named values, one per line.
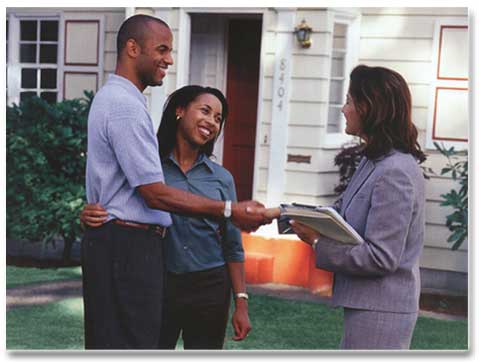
left=426, top=18, right=468, bottom=150
left=18, top=18, right=59, bottom=103
left=6, top=20, right=9, bottom=101
left=323, top=10, right=360, bottom=148
left=327, top=23, right=348, bottom=134
left=6, top=12, right=104, bottom=106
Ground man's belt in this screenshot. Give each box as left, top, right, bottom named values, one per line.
left=113, top=219, right=167, bottom=238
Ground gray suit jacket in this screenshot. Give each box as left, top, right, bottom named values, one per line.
left=315, top=149, right=425, bottom=313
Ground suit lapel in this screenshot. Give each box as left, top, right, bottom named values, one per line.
left=341, top=158, right=376, bottom=217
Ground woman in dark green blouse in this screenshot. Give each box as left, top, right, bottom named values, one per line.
left=81, top=86, right=250, bottom=349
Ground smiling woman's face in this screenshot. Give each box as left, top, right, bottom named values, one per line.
left=342, top=93, right=362, bottom=137
left=176, top=93, right=223, bottom=147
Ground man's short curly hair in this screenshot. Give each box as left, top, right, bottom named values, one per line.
left=116, top=14, right=169, bottom=58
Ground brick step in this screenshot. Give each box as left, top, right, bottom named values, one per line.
left=245, top=252, right=274, bottom=284
left=242, top=233, right=333, bottom=297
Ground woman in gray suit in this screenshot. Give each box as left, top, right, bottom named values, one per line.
left=290, top=64, right=426, bottom=350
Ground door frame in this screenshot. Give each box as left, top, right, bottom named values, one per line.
left=174, top=7, right=268, bottom=201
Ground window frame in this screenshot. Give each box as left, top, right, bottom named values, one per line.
left=322, top=9, right=361, bottom=149
left=426, top=18, right=469, bottom=151
left=7, top=12, right=62, bottom=106
left=7, top=10, right=105, bottom=105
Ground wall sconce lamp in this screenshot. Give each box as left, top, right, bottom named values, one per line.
left=294, top=19, right=312, bottom=48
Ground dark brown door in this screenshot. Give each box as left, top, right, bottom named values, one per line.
left=223, top=18, right=262, bottom=201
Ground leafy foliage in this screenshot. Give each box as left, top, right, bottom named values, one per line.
left=433, top=142, right=468, bottom=250
left=333, top=143, right=365, bottom=193
left=6, top=93, right=93, bottom=260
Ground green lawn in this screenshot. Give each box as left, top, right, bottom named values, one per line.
left=6, top=265, right=82, bottom=289
left=6, top=266, right=468, bottom=350
left=7, top=299, right=84, bottom=350
left=6, top=293, right=468, bottom=350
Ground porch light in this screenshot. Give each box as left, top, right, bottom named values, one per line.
left=294, top=19, right=312, bottom=48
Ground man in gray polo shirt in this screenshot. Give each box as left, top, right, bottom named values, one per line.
left=82, top=14, right=270, bottom=349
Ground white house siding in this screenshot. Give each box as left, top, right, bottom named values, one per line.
left=100, top=9, right=126, bottom=83
left=358, top=7, right=468, bottom=274
left=132, top=7, right=163, bottom=113
left=256, top=9, right=337, bottom=206
left=138, top=8, right=178, bottom=129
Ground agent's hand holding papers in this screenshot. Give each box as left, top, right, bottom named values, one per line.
left=288, top=220, right=321, bottom=247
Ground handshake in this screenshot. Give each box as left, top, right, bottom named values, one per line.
left=231, top=200, right=281, bottom=232
left=232, top=202, right=323, bottom=245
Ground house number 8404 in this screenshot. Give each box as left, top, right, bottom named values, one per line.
left=277, top=58, right=287, bottom=111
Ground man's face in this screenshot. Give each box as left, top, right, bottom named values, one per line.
left=136, top=22, right=173, bottom=88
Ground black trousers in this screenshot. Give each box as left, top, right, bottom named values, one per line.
left=158, top=265, right=232, bottom=350
left=81, top=222, right=165, bottom=349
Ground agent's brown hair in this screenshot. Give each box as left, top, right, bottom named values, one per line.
left=349, top=65, right=426, bottom=163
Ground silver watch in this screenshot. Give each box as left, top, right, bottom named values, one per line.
left=235, top=292, right=249, bottom=300
left=223, top=200, right=232, bottom=218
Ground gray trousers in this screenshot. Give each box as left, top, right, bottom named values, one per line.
left=340, top=308, right=418, bottom=350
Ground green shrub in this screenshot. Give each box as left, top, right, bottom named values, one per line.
left=433, top=142, right=468, bottom=250
left=6, top=92, right=93, bottom=260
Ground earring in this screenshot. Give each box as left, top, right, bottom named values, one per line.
left=176, top=115, right=181, bottom=121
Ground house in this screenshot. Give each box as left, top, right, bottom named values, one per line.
left=6, top=6, right=469, bottom=293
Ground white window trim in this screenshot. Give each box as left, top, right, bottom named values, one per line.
left=426, top=17, right=469, bottom=151
left=7, top=11, right=61, bottom=106
left=322, top=9, right=360, bottom=149
left=7, top=10, right=104, bottom=105
left=61, top=13, right=105, bottom=100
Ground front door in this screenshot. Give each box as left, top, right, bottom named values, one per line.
left=222, top=18, right=262, bottom=201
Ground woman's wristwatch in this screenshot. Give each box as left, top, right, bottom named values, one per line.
left=224, top=200, right=232, bottom=219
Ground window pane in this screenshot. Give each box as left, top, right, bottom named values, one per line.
left=20, top=91, right=37, bottom=103
left=6, top=20, right=8, bottom=61
left=21, top=68, right=37, bottom=88
left=331, top=53, right=345, bottom=78
left=327, top=107, right=342, bottom=133
left=329, top=79, right=344, bottom=104
left=41, top=69, right=57, bottom=89
left=333, top=23, right=347, bottom=49
left=20, top=20, right=37, bottom=41
left=41, top=91, right=57, bottom=104
left=20, top=44, right=37, bottom=63
left=40, top=21, right=58, bottom=41
left=40, top=44, right=57, bottom=63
